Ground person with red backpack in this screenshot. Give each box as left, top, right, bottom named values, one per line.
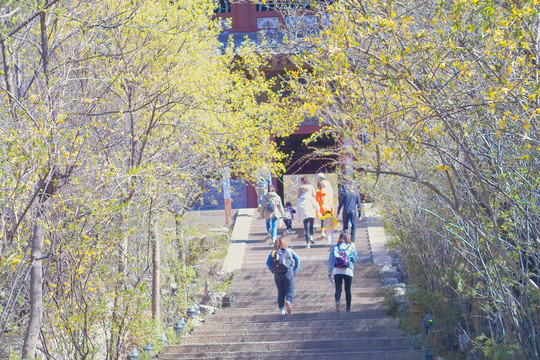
left=328, top=232, right=358, bottom=312
left=266, top=237, right=300, bottom=314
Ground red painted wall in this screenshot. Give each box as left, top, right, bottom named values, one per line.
left=214, top=3, right=282, bottom=33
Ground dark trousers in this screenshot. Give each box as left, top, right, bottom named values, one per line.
left=334, top=274, right=352, bottom=309
left=274, top=269, right=295, bottom=309
left=342, top=212, right=357, bottom=243
left=303, top=218, right=314, bottom=244
left=283, top=218, right=292, bottom=231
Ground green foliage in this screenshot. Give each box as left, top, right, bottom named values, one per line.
left=380, top=286, right=400, bottom=317
left=397, top=312, right=416, bottom=337
left=277, top=0, right=540, bottom=357
left=476, top=335, right=521, bottom=360
left=213, top=272, right=234, bottom=294
left=0, top=0, right=298, bottom=358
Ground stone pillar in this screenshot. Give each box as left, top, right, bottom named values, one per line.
left=223, top=166, right=232, bottom=226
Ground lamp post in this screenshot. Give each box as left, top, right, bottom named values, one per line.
left=422, top=313, right=433, bottom=335
left=143, top=343, right=152, bottom=358
left=187, top=305, right=200, bottom=318
left=174, top=318, right=186, bottom=337
left=129, top=347, right=139, bottom=360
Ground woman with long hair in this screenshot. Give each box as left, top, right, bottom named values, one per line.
left=297, top=175, right=316, bottom=199
left=266, top=237, right=300, bottom=314
left=328, top=232, right=358, bottom=312
left=297, top=185, right=319, bottom=249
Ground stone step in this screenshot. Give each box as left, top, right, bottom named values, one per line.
left=232, top=272, right=379, bottom=281
left=228, top=283, right=383, bottom=292
left=203, top=309, right=393, bottom=323
left=241, top=258, right=374, bottom=266
left=241, top=249, right=373, bottom=258
left=161, top=337, right=414, bottom=354
left=160, top=349, right=422, bottom=360
left=232, top=297, right=386, bottom=307
left=218, top=294, right=385, bottom=302
left=230, top=279, right=379, bottom=287
left=242, top=240, right=370, bottom=247
left=232, top=266, right=381, bottom=276
left=205, top=302, right=387, bottom=315
left=242, top=241, right=370, bottom=248
left=240, top=258, right=374, bottom=265
left=226, top=288, right=384, bottom=298
left=231, top=269, right=381, bottom=278
left=180, top=328, right=406, bottom=344
left=195, top=316, right=400, bottom=332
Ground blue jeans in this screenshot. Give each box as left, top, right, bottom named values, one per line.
left=274, top=269, right=295, bottom=309
left=266, top=217, right=278, bottom=240
left=342, top=212, right=357, bottom=243
left=303, top=218, right=314, bottom=244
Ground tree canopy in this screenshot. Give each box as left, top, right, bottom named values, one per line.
left=0, top=1, right=294, bottom=359
left=279, top=0, right=539, bottom=358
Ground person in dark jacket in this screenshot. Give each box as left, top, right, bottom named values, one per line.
left=337, top=184, right=362, bottom=243
left=266, top=237, right=300, bottom=314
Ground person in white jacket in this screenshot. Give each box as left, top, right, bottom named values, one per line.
left=296, top=185, right=319, bottom=249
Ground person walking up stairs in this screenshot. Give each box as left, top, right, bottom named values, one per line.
left=160, top=211, right=423, bottom=360
left=266, top=237, right=300, bottom=315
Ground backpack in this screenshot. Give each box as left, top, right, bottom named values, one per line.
left=272, top=249, right=293, bottom=273
left=265, top=197, right=276, bottom=213
left=321, top=213, right=338, bottom=229
left=333, top=244, right=350, bottom=268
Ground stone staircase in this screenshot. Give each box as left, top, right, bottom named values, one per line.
left=160, top=215, right=422, bottom=360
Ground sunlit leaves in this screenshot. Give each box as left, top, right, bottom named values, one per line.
left=1, top=0, right=294, bottom=357
left=280, top=0, right=540, bottom=357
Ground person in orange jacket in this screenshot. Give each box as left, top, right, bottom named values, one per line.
left=316, top=178, right=336, bottom=245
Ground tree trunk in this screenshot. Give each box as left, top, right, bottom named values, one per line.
left=21, top=197, right=49, bottom=359
left=108, top=211, right=129, bottom=360
left=22, top=8, right=52, bottom=358
left=151, top=220, right=160, bottom=321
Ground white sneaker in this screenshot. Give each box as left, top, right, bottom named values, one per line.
left=285, top=301, right=292, bottom=314
left=306, top=243, right=311, bottom=249
left=280, top=309, right=286, bottom=315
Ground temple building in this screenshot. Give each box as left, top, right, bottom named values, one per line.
left=192, top=1, right=338, bottom=211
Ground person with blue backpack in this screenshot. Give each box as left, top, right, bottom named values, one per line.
left=266, top=237, right=300, bottom=314
left=328, top=232, right=358, bottom=312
